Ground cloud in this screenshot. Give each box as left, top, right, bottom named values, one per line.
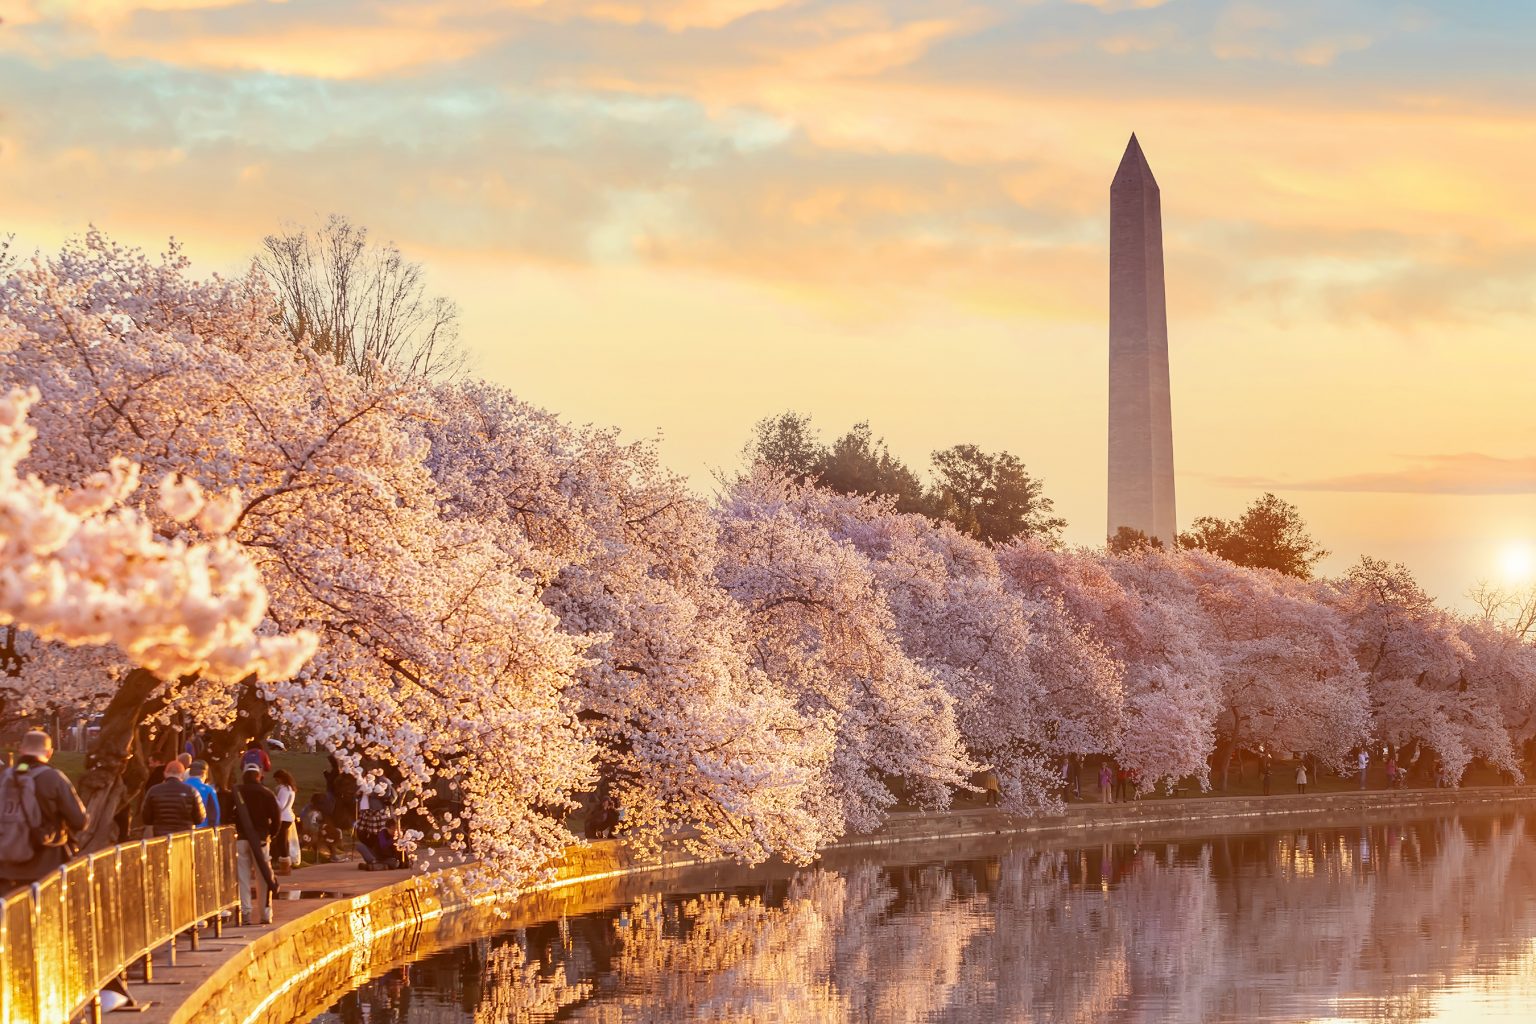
left=1221, top=455, right=1536, bottom=495
left=1069, top=0, right=1172, bottom=10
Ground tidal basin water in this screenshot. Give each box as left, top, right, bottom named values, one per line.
left=310, top=811, right=1536, bottom=1023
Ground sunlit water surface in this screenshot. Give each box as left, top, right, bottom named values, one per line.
left=310, top=812, right=1536, bottom=1023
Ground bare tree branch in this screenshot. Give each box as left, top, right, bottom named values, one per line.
left=256, top=214, right=467, bottom=383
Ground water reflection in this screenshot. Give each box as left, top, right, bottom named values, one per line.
left=310, top=813, right=1536, bottom=1023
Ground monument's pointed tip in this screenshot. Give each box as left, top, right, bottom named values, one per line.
left=1113, top=132, right=1156, bottom=187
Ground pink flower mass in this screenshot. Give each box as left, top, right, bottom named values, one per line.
left=2, top=232, right=1533, bottom=889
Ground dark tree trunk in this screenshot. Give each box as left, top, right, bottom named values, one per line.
left=201, top=679, right=271, bottom=790
left=76, top=668, right=163, bottom=853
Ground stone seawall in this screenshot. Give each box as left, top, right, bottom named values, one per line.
left=173, top=787, right=1536, bottom=1024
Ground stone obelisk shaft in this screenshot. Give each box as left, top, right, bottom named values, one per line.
left=1108, top=134, right=1176, bottom=547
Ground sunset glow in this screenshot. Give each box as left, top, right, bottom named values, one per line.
left=3, top=3, right=1533, bottom=608
left=1502, top=543, right=1536, bottom=585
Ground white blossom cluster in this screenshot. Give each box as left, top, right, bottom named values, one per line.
left=0, top=386, right=315, bottom=683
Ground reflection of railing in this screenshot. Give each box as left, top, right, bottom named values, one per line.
left=0, top=825, right=238, bottom=1024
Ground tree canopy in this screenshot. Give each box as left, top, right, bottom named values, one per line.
left=743, top=412, right=1064, bottom=544
left=1178, top=492, right=1329, bottom=578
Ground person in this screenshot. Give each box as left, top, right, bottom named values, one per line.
left=0, top=731, right=89, bottom=893
left=299, top=793, right=343, bottom=863
left=271, top=769, right=298, bottom=873
left=1295, top=762, right=1309, bottom=795
left=140, top=760, right=205, bottom=837
left=1261, top=759, right=1272, bottom=796
left=355, top=786, right=404, bottom=870
left=323, top=755, right=360, bottom=832
left=1386, top=755, right=1398, bottom=789
left=240, top=742, right=272, bottom=777
left=1357, top=748, right=1370, bottom=790
left=230, top=767, right=280, bottom=924
left=185, top=761, right=220, bottom=828
left=1099, top=761, right=1114, bottom=804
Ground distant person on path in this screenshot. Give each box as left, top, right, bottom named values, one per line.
left=1261, top=760, right=1272, bottom=796
left=1358, top=749, right=1370, bottom=790
left=272, top=769, right=299, bottom=873
left=185, top=761, right=220, bottom=828
left=1295, top=763, right=1309, bottom=795
left=141, top=761, right=206, bottom=837
left=0, top=731, right=89, bottom=894
left=1100, top=762, right=1114, bottom=804
left=231, top=767, right=280, bottom=925
left=241, top=741, right=272, bottom=777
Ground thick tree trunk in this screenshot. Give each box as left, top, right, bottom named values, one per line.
left=1217, top=710, right=1243, bottom=792
left=201, top=680, right=271, bottom=789
left=76, top=668, right=163, bottom=853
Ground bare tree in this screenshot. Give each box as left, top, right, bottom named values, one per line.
left=1468, top=579, right=1536, bottom=640
left=256, top=215, right=466, bottom=382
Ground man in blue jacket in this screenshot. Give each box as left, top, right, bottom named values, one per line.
left=186, top=761, right=220, bottom=828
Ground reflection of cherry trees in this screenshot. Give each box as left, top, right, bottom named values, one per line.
left=320, top=814, right=1536, bottom=1024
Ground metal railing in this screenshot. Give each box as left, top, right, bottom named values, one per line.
left=0, top=825, right=238, bottom=1024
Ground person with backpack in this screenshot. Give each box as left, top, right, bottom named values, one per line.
left=0, top=730, right=89, bottom=893
left=240, top=742, right=272, bottom=777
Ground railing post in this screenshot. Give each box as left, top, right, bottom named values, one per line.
left=139, top=839, right=154, bottom=983
left=29, top=882, right=42, bottom=1024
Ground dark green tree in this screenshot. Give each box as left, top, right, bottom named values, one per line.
left=1178, top=492, right=1329, bottom=578
left=1107, top=526, right=1164, bottom=555
left=928, top=445, right=1066, bottom=545
left=743, top=411, right=825, bottom=481
left=820, top=422, right=929, bottom=515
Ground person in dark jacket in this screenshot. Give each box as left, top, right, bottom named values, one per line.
left=0, top=731, right=89, bottom=893
left=231, top=767, right=280, bottom=924
left=140, top=761, right=205, bottom=837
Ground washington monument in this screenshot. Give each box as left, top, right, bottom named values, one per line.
left=1108, top=134, right=1176, bottom=548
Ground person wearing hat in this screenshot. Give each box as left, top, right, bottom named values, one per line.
left=185, top=761, right=220, bottom=828
left=229, top=766, right=280, bottom=924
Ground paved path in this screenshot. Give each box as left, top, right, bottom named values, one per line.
left=127, top=859, right=420, bottom=1024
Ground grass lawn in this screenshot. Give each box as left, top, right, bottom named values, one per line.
left=46, top=750, right=330, bottom=808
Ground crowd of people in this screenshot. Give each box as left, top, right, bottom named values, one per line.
left=0, top=732, right=408, bottom=929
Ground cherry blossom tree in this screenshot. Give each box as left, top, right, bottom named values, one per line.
left=805, top=488, right=1116, bottom=811
left=0, top=386, right=315, bottom=687
left=1, top=233, right=589, bottom=877
left=1176, top=550, right=1370, bottom=787
left=422, top=382, right=832, bottom=864
left=1000, top=541, right=1220, bottom=791
left=715, top=470, right=974, bottom=835
left=1329, top=557, right=1511, bottom=783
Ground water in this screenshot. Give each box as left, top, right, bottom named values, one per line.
left=308, top=811, right=1536, bottom=1023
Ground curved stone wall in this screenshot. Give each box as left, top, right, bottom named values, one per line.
left=175, top=787, right=1536, bottom=1024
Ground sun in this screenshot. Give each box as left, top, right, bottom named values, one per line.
left=1500, top=543, right=1536, bottom=584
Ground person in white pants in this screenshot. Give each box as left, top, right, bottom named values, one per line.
left=230, top=767, right=280, bottom=925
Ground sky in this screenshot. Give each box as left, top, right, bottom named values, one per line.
left=1, top=0, right=1533, bottom=607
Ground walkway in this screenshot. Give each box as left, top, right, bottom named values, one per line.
left=128, top=859, right=418, bottom=1024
